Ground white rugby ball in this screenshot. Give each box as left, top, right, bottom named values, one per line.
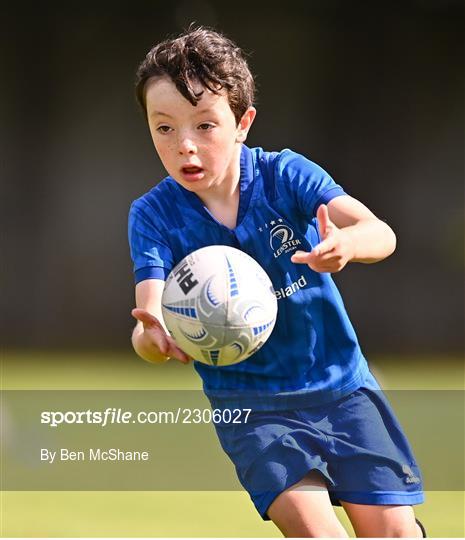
left=161, top=245, right=277, bottom=366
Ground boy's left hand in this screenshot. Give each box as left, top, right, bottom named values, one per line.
left=291, top=204, right=355, bottom=273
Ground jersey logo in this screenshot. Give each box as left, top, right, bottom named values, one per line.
left=275, top=275, right=307, bottom=300
left=402, top=464, right=421, bottom=484
left=270, top=224, right=293, bottom=248
left=258, top=218, right=302, bottom=258
left=270, top=224, right=301, bottom=257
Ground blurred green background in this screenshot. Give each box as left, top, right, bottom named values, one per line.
left=2, top=0, right=464, bottom=537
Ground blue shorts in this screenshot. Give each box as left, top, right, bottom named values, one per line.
left=213, top=371, right=424, bottom=519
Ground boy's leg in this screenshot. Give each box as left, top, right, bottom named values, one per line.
left=267, top=470, right=348, bottom=538
left=341, top=501, right=423, bottom=538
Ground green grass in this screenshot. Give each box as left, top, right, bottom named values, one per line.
left=1, top=351, right=464, bottom=537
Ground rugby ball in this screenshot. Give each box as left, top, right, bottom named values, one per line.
left=161, top=245, right=277, bottom=366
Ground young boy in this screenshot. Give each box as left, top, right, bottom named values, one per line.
left=128, top=26, right=425, bottom=538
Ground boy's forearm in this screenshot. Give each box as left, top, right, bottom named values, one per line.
left=131, top=325, right=169, bottom=364
left=344, top=219, right=397, bottom=263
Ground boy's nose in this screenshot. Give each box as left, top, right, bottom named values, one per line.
left=178, top=137, right=197, bottom=155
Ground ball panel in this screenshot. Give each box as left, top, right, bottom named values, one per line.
left=161, top=245, right=277, bottom=366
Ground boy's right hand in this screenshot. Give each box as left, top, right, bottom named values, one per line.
left=131, top=308, right=192, bottom=364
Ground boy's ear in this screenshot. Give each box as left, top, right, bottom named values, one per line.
left=236, top=106, right=256, bottom=142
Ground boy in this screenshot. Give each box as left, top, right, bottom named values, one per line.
left=128, top=26, right=425, bottom=537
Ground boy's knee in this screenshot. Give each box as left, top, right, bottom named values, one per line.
left=381, top=521, right=420, bottom=538
left=279, top=521, right=348, bottom=538
left=312, top=526, right=348, bottom=538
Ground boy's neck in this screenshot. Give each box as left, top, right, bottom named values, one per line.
left=203, top=189, right=240, bottom=229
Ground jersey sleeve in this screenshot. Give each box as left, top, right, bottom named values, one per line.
left=128, top=199, right=174, bottom=284
left=274, top=149, right=346, bottom=218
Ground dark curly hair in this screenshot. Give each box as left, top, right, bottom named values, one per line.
left=135, top=26, right=255, bottom=125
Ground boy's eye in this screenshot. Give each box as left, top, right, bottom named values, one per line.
left=156, top=125, right=172, bottom=134
left=198, top=123, right=214, bottom=131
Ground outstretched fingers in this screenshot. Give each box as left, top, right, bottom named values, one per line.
left=291, top=204, right=351, bottom=273
left=166, top=338, right=192, bottom=364
left=312, top=236, right=337, bottom=257
left=291, top=250, right=313, bottom=264
left=291, top=239, right=336, bottom=267
left=316, top=204, right=333, bottom=238
left=132, top=308, right=192, bottom=363
left=132, top=308, right=161, bottom=328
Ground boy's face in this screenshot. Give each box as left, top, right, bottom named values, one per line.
left=144, top=77, right=255, bottom=194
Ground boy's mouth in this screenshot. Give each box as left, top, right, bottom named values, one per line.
left=180, top=164, right=205, bottom=182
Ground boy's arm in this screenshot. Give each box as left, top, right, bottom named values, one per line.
left=131, top=279, right=191, bottom=364
left=291, top=195, right=396, bottom=273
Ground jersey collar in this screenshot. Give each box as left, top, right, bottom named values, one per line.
left=237, top=144, right=255, bottom=225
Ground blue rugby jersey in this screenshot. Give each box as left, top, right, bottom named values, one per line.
left=128, top=145, right=369, bottom=410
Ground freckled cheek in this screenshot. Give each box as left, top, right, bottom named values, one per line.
left=151, top=143, right=175, bottom=174
left=153, top=139, right=174, bottom=161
